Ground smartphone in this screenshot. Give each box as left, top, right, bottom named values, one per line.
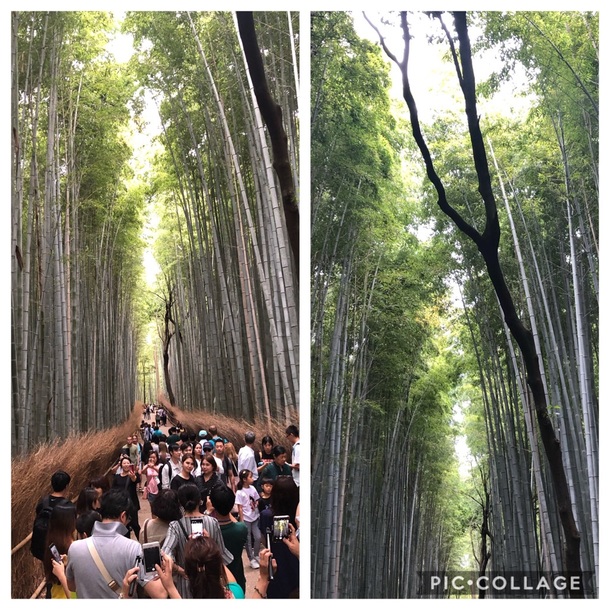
left=49, top=544, right=62, bottom=563
left=191, top=517, right=204, bottom=536
left=272, top=515, right=290, bottom=541
left=265, top=527, right=274, bottom=580
left=128, top=556, right=141, bottom=597
left=142, top=542, right=161, bottom=574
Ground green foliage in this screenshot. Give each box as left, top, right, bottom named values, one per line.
left=311, top=14, right=473, bottom=591
left=16, top=10, right=145, bottom=279
left=315, top=11, right=596, bottom=594
left=13, top=11, right=153, bottom=442
left=312, top=11, right=408, bottom=268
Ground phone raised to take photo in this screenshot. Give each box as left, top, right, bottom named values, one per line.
left=272, top=515, right=290, bottom=542
left=128, top=555, right=141, bottom=597
left=190, top=517, right=204, bottom=536
left=142, top=542, right=161, bottom=574
left=49, top=543, right=62, bottom=563
left=265, top=527, right=274, bottom=580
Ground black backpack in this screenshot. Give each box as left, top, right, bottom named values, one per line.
left=30, top=496, right=67, bottom=560
left=158, top=461, right=173, bottom=488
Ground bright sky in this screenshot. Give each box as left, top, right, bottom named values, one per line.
left=106, top=16, right=163, bottom=288
left=352, top=10, right=536, bottom=479
left=353, top=11, right=533, bottom=123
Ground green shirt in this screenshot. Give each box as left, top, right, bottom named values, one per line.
left=219, top=520, right=248, bottom=594
left=260, top=462, right=292, bottom=481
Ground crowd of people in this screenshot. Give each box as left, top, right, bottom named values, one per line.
left=32, top=412, right=301, bottom=600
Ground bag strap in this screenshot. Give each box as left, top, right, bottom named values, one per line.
left=143, top=519, right=150, bottom=544
left=85, top=538, right=120, bottom=593
left=177, top=518, right=189, bottom=540
left=159, top=463, right=168, bottom=487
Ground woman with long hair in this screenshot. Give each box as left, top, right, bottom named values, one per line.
left=75, top=486, right=101, bottom=516
left=89, top=475, right=110, bottom=496
left=125, top=543, right=276, bottom=599
left=43, top=504, right=77, bottom=598
left=185, top=535, right=243, bottom=598
left=161, top=484, right=233, bottom=599
left=112, top=455, right=141, bottom=538
left=194, top=454, right=222, bottom=508
left=158, top=441, right=169, bottom=464
left=192, top=442, right=203, bottom=477
left=223, top=442, right=239, bottom=492
left=170, top=454, right=196, bottom=492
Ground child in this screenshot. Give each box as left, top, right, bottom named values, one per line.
left=257, top=477, right=273, bottom=514
left=235, top=469, right=261, bottom=569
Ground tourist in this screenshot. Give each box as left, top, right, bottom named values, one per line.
left=235, top=469, right=261, bottom=569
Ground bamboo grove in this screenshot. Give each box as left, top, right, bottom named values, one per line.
left=11, top=11, right=299, bottom=455
left=311, top=12, right=598, bottom=599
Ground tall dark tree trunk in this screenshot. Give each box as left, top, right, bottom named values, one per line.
left=163, top=348, right=175, bottom=406
left=372, top=10, right=582, bottom=593
left=160, top=280, right=177, bottom=406
left=477, top=482, right=491, bottom=599
left=236, top=11, right=299, bottom=276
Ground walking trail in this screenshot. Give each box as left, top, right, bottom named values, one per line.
left=135, top=417, right=257, bottom=598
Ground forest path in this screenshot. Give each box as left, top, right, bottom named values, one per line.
left=15, top=399, right=291, bottom=599
left=134, top=414, right=258, bottom=599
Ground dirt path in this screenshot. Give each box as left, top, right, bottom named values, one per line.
left=137, top=495, right=257, bottom=598
left=134, top=418, right=257, bottom=598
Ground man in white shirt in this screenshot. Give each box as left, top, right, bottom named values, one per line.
left=214, top=438, right=234, bottom=489
left=160, top=443, right=182, bottom=489
left=237, top=431, right=258, bottom=483
left=285, top=425, right=300, bottom=487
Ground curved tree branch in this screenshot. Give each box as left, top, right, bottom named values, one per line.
left=371, top=10, right=583, bottom=590
left=394, top=11, right=482, bottom=245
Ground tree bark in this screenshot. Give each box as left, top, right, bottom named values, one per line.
left=236, top=11, right=299, bottom=276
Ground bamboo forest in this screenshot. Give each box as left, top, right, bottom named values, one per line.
left=11, top=11, right=299, bottom=451
left=9, top=7, right=601, bottom=603
left=311, top=11, right=598, bottom=599
left=11, top=10, right=299, bottom=598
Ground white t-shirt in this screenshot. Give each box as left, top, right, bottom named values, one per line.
left=235, top=486, right=260, bottom=523
left=237, top=445, right=258, bottom=480
left=161, top=458, right=182, bottom=489
left=291, top=440, right=301, bottom=487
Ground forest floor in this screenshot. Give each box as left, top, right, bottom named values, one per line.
left=31, top=417, right=258, bottom=599
left=134, top=419, right=258, bottom=599
left=138, top=495, right=258, bottom=598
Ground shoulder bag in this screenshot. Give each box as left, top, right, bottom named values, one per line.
left=85, top=538, right=121, bottom=594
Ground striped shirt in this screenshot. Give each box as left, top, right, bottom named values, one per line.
left=161, top=515, right=233, bottom=599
